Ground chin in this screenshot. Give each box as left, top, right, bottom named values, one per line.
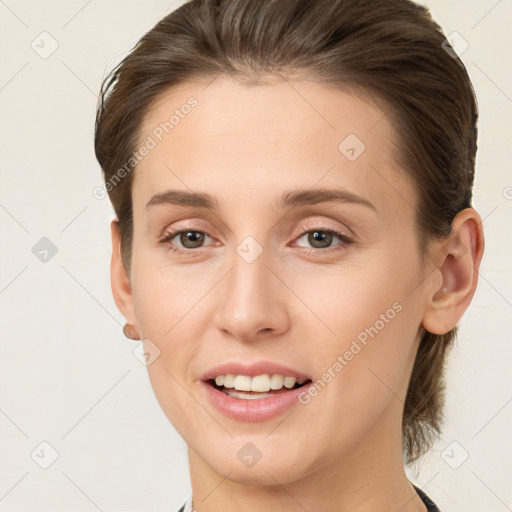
left=192, top=438, right=319, bottom=486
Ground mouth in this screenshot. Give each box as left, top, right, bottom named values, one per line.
left=206, top=374, right=313, bottom=400
left=200, top=361, right=314, bottom=420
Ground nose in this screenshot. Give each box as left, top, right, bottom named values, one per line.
left=213, top=249, right=290, bottom=342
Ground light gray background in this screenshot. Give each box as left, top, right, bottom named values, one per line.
left=0, top=1, right=511, bottom=511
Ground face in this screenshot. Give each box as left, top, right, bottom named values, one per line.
left=120, top=75, right=430, bottom=485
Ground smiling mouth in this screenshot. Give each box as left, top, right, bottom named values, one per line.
left=208, top=375, right=312, bottom=400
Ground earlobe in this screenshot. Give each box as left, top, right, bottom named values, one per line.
left=422, top=208, right=485, bottom=335
left=110, top=219, right=139, bottom=334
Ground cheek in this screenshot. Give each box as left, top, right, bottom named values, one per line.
left=291, top=250, right=418, bottom=352
left=294, top=302, right=419, bottom=468
left=130, top=242, right=215, bottom=339
left=128, top=253, right=220, bottom=438
left=295, top=253, right=422, bottom=428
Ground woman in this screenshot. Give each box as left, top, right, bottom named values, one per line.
left=94, top=0, right=484, bottom=510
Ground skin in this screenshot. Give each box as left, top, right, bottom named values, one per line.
left=110, top=74, right=484, bottom=512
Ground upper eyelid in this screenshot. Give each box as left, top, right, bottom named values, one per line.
left=162, top=216, right=352, bottom=236
left=296, top=222, right=351, bottom=237
left=161, top=221, right=351, bottom=238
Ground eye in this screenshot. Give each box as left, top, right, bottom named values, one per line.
left=294, top=225, right=353, bottom=254
left=159, top=225, right=353, bottom=256
left=159, top=229, right=214, bottom=255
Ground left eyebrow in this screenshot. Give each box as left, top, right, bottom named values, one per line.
left=277, top=187, right=377, bottom=212
left=144, top=187, right=376, bottom=212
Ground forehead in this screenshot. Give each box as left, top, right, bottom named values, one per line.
left=133, top=74, right=415, bottom=219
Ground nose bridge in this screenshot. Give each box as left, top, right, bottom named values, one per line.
left=234, top=241, right=269, bottom=300
left=213, top=239, right=287, bottom=339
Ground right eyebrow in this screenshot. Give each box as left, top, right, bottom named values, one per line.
left=145, top=189, right=218, bottom=211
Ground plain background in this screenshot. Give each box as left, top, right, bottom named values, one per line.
left=0, top=0, right=511, bottom=510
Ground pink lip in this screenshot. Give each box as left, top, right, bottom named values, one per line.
left=201, top=380, right=313, bottom=422
left=200, top=360, right=312, bottom=422
left=200, top=360, right=311, bottom=381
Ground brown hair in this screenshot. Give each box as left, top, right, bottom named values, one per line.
left=94, top=0, right=478, bottom=464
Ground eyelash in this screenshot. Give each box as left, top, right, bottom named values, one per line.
left=159, top=224, right=354, bottom=256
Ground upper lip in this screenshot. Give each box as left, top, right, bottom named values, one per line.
left=201, top=360, right=311, bottom=381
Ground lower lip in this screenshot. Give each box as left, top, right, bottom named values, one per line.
left=201, top=381, right=312, bottom=422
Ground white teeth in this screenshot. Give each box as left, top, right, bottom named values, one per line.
left=225, top=390, right=275, bottom=399
left=223, top=374, right=235, bottom=388
left=283, top=377, right=297, bottom=389
left=213, top=373, right=305, bottom=392
left=270, top=374, right=284, bottom=390
left=251, top=374, right=270, bottom=392
left=234, top=375, right=252, bottom=391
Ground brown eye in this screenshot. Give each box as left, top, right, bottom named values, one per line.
left=177, top=231, right=206, bottom=249
left=295, top=227, right=353, bottom=253
left=306, top=230, right=334, bottom=249
left=160, top=229, right=213, bottom=254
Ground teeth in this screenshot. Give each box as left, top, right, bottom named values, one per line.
left=283, top=377, right=296, bottom=389
left=213, top=374, right=305, bottom=392
left=270, top=374, right=284, bottom=390
left=234, top=375, right=252, bottom=391
left=223, top=375, right=235, bottom=388
left=225, top=390, right=275, bottom=399
left=251, top=374, right=270, bottom=392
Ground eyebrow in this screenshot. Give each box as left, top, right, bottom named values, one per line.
left=145, top=187, right=377, bottom=212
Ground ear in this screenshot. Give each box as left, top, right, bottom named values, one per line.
left=110, top=219, right=139, bottom=333
left=422, top=208, right=485, bottom=335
